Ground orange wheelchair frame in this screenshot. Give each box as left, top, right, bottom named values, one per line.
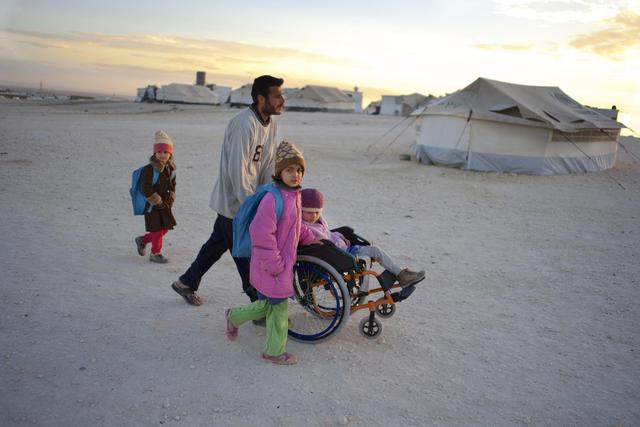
left=287, top=227, right=420, bottom=342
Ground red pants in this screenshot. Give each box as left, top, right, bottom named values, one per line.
left=144, top=229, right=168, bottom=254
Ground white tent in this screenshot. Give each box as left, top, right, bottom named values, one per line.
left=155, top=83, right=219, bottom=105
left=210, top=85, right=231, bottom=104
left=229, top=84, right=253, bottom=107
left=413, top=77, right=624, bottom=175
left=285, top=85, right=354, bottom=112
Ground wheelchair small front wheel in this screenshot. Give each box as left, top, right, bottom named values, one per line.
left=375, top=303, right=396, bottom=318
left=358, top=316, right=383, bottom=339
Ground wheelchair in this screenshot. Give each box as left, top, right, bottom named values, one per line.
left=287, top=227, right=422, bottom=343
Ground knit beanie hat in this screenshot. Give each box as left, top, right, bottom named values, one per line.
left=274, top=141, right=305, bottom=177
left=153, top=130, right=173, bottom=154
left=301, top=188, right=324, bottom=213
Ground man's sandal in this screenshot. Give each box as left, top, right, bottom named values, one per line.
left=171, top=281, right=203, bottom=306
left=262, top=352, right=297, bottom=365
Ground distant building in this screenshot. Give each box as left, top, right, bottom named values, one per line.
left=379, top=93, right=435, bottom=116
left=155, top=83, right=219, bottom=105
left=344, top=87, right=363, bottom=113
left=364, top=100, right=381, bottom=115
left=135, top=85, right=158, bottom=103
left=285, top=85, right=355, bottom=112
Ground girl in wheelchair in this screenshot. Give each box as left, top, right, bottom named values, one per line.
left=300, top=188, right=425, bottom=294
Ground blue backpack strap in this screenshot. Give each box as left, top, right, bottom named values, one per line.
left=265, top=183, right=283, bottom=222
left=146, top=168, right=160, bottom=213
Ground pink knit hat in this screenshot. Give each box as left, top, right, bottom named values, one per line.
left=301, top=188, right=324, bottom=213
left=153, top=130, right=173, bottom=154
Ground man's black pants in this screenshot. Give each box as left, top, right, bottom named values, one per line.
left=179, top=215, right=257, bottom=301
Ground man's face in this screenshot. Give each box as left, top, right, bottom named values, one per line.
left=260, top=85, right=285, bottom=116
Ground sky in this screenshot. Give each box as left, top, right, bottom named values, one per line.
left=0, top=0, right=638, bottom=134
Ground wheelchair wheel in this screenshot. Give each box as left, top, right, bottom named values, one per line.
left=288, top=255, right=350, bottom=343
left=375, top=303, right=396, bottom=318
left=358, top=316, right=383, bottom=339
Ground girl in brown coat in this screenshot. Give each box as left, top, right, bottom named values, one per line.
left=134, top=130, right=177, bottom=263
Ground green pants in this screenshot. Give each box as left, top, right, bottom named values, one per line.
left=228, top=299, right=289, bottom=357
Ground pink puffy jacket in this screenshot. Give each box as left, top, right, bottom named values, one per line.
left=249, top=186, right=315, bottom=298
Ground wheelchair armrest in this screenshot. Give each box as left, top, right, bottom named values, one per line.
left=330, top=226, right=371, bottom=247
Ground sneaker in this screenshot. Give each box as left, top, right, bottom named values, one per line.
left=135, top=236, right=147, bottom=256
left=225, top=309, right=238, bottom=341
left=171, top=280, right=203, bottom=306
left=397, top=269, right=425, bottom=288
left=262, top=352, right=297, bottom=365
left=149, top=253, right=169, bottom=264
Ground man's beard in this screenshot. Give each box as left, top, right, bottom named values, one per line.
left=263, top=102, right=282, bottom=116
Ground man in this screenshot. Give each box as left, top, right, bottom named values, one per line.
left=171, top=75, right=285, bottom=306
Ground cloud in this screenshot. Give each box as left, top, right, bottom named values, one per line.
left=491, top=0, right=635, bottom=23
left=569, top=10, right=640, bottom=59
left=473, top=43, right=534, bottom=51
left=471, top=41, right=560, bottom=54
left=0, top=28, right=347, bottom=74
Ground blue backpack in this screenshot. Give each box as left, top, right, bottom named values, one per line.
left=231, top=183, right=283, bottom=258
left=130, top=165, right=159, bottom=215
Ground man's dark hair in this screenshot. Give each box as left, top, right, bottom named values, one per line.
left=251, top=75, right=284, bottom=103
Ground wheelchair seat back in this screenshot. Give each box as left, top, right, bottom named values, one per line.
left=297, top=242, right=359, bottom=274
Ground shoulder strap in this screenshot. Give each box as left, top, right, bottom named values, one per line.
left=146, top=167, right=160, bottom=214
left=151, top=168, right=160, bottom=186
left=265, top=183, right=283, bottom=222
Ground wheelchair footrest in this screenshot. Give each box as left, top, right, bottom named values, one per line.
left=391, top=285, right=416, bottom=303
left=376, top=270, right=397, bottom=292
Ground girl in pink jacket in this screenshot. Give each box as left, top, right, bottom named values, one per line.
left=225, top=141, right=314, bottom=365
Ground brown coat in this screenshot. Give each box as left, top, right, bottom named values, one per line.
left=141, top=156, right=177, bottom=232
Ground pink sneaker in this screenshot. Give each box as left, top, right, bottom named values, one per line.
left=262, top=352, right=297, bottom=365
left=225, top=309, right=238, bottom=341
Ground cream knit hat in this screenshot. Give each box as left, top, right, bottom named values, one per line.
left=153, top=130, right=173, bottom=154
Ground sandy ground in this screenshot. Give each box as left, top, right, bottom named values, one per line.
left=1, top=99, right=639, bottom=426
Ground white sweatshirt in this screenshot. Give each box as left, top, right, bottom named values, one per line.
left=209, top=106, right=278, bottom=218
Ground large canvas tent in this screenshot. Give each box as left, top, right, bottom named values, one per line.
left=413, top=77, right=624, bottom=175
left=285, top=85, right=354, bottom=112
left=155, top=83, right=219, bottom=105
left=229, top=84, right=253, bottom=107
